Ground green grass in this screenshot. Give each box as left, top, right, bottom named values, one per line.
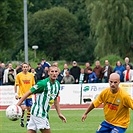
left=0, top=109, right=133, bottom=133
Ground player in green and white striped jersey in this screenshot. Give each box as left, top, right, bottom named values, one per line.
left=17, top=65, right=67, bottom=133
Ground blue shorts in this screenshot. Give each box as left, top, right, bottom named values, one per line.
left=20, top=98, right=32, bottom=107
left=96, top=121, right=127, bottom=133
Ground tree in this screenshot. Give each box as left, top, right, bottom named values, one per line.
left=86, top=0, right=133, bottom=58
left=0, top=0, right=23, bottom=61
left=28, top=7, right=80, bottom=60
left=28, top=0, right=94, bottom=62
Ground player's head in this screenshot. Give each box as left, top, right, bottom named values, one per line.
left=22, top=62, right=29, bottom=73
left=109, top=73, right=120, bottom=93
left=48, top=65, right=58, bottom=81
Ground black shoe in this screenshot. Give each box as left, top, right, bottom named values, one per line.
left=26, top=121, right=29, bottom=127
left=20, top=122, right=24, bottom=127
left=26, top=123, right=28, bottom=127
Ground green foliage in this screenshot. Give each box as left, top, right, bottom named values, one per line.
left=28, top=7, right=80, bottom=60
left=15, top=48, right=41, bottom=62
left=0, top=0, right=23, bottom=49
left=99, top=54, right=124, bottom=67
left=28, top=0, right=93, bottom=62
left=0, top=49, right=13, bottom=62
left=0, top=0, right=23, bottom=61
left=0, top=0, right=93, bottom=62
left=1, top=1, right=133, bottom=63
left=86, top=0, right=133, bottom=58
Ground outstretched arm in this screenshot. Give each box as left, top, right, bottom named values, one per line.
left=54, top=97, right=67, bottom=123
left=81, top=103, right=95, bottom=122
left=17, top=90, right=32, bottom=106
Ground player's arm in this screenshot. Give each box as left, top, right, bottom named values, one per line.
left=82, top=90, right=104, bottom=122
left=81, top=103, right=95, bottom=122
left=17, top=90, right=32, bottom=106
left=54, top=97, right=67, bottom=123
left=14, top=85, right=19, bottom=100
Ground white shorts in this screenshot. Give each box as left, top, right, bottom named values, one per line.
left=27, top=115, right=50, bottom=131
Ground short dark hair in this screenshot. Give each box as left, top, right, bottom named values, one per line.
left=9, top=69, right=14, bottom=72
left=22, top=62, right=28, bottom=67
left=88, top=68, right=92, bottom=71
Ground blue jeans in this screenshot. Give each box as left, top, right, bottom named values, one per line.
left=104, top=77, right=108, bottom=83
left=0, top=80, right=3, bottom=85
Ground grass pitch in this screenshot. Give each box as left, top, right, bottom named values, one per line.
left=0, top=109, right=133, bottom=133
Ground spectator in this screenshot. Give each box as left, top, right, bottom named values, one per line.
left=61, top=70, right=75, bottom=84
left=7, top=69, right=15, bottom=85
left=31, top=68, right=37, bottom=83
left=113, top=61, right=125, bottom=82
left=123, top=57, right=133, bottom=69
left=41, top=58, right=51, bottom=69
left=123, top=64, right=133, bottom=82
left=79, top=68, right=85, bottom=84
left=70, top=61, right=81, bottom=84
left=84, top=62, right=91, bottom=83
left=93, top=60, right=103, bottom=83
left=102, top=60, right=113, bottom=83
left=1, top=63, right=5, bottom=68
left=3, top=63, right=16, bottom=85
left=61, top=63, right=69, bottom=77
left=84, top=62, right=91, bottom=74
left=28, top=63, right=32, bottom=72
left=16, top=64, right=22, bottom=74
left=53, top=62, right=58, bottom=67
left=42, top=66, right=49, bottom=79
left=56, top=68, right=63, bottom=83
left=0, top=62, right=4, bottom=85
left=87, top=68, right=97, bottom=83
left=35, top=63, right=44, bottom=82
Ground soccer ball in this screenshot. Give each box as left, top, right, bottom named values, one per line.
left=6, top=104, right=22, bottom=121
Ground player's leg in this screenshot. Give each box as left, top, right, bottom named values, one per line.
left=96, top=121, right=111, bottom=133
left=39, top=118, right=50, bottom=133
left=31, top=115, right=51, bottom=133
left=25, top=98, right=32, bottom=127
left=40, top=129, right=51, bottom=133
left=28, top=129, right=36, bottom=133
left=26, top=106, right=31, bottom=126
left=27, top=115, right=37, bottom=133
left=110, top=126, right=127, bottom=133
left=20, top=100, right=26, bottom=127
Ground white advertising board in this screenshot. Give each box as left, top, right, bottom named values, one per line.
left=82, top=83, right=133, bottom=104
left=0, top=83, right=133, bottom=106
left=82, top=83, right=109, bottom=104
left=59, top=84, right=81, bottom=104
left=0, top=86, right=16, bottom=105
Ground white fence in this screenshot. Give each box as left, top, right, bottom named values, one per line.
left=0, top=83, right=133, bottom=106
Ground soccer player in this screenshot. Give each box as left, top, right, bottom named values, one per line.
left=14, top=62, right=35, bottom=127
left=81, top=73, right=133, bottom=133
left=17, top=65, right=66, bottom=133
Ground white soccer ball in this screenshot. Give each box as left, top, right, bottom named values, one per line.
left=6, top=104, right=22, bottom=121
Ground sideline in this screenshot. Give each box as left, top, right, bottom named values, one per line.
left=0, top=104, right=103, bottom=111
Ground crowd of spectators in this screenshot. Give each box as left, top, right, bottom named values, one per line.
left=0, top=57, right=133, bottom=86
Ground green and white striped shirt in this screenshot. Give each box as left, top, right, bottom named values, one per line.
left=30, top=77, right=60, bottom=118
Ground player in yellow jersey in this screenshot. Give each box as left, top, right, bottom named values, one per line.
left=82, top=73, right=133, bottom=133
left=14, top=62, right=35, bottom=127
